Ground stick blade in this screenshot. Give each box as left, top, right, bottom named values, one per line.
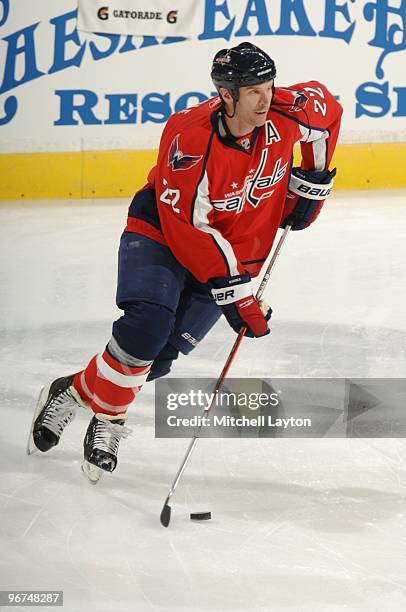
left=160, top=503, right=171, bottom=527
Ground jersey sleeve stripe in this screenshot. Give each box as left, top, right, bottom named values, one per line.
left=189, top=130, right=215, bottom=225
left=312, top=133, right=328, bottom=169
left=193, top=170, right=239, bottom=277
left=271, top=107, right=326, bottom=134
left=305, top=127, right=331, bottom=170
left=298, top=123, right=330, bottom=144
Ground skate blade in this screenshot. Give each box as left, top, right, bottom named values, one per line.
left=26, top=385, right=48, bottom=456
left=81, top=460, right=104, bottom=485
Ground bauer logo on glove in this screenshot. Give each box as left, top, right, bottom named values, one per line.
left=280, top=167, right=337, bottom=231
left=209, top=273, right=271, bottom=338
left=214, top=289, right=236, bottom=302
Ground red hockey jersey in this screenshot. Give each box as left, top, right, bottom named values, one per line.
left=126, top=81, right=342, bottom=282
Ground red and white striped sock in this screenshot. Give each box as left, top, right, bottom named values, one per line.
left=73, top=350, right=152, bottom=417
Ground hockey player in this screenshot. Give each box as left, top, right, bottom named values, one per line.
left=27, top=42, right=342, bottom=481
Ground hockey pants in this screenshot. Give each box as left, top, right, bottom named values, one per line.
left=74, top=232, right=221, bottom=416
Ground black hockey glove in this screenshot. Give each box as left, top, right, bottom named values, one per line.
left=209, top=273, right=271, bottom=338
left=280, top=167, right=336, bottom=231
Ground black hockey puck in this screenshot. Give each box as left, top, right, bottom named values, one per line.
left=190, top=512, right=212, bottom=521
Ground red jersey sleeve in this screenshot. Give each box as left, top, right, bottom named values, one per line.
left=153, top=116, right=244, bottom=283
left=277, top=81, right=342, bottom=230
left=289, top=80, right=343, bottom=170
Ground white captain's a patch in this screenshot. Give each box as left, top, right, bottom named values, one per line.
left=265, top=120, right=281, bottom=145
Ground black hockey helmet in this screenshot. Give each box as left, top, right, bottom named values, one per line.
left=211, top=42, right=276, bottom=103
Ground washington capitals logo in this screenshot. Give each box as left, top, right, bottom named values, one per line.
left=289, top=91, right=309, bottom=112
left=168, top=134, right=203, bottom=171
left=212, top=150, right=288, bottom=214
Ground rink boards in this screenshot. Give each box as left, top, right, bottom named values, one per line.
left=1, top=142, right=406, bottom=200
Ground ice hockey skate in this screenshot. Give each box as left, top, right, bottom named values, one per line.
left=81, top=413, right=132, bottom=484
left=27, top=374, right=87, bottom=455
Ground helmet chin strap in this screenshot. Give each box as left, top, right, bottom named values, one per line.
left=224, top=102, right=236, bottom=119
left=220, top=88, right=239, bottom=119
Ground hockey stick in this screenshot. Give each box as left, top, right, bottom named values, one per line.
left=160, top=225, right=292, bottom=527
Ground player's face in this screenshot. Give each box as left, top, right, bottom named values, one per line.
left=235, top=81, right=274, bottom=128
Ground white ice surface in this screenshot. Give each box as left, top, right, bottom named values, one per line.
left=1, top=191, right=406, bottom=611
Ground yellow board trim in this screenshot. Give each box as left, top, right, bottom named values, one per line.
left=0, top=143, right=405, bottom=200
